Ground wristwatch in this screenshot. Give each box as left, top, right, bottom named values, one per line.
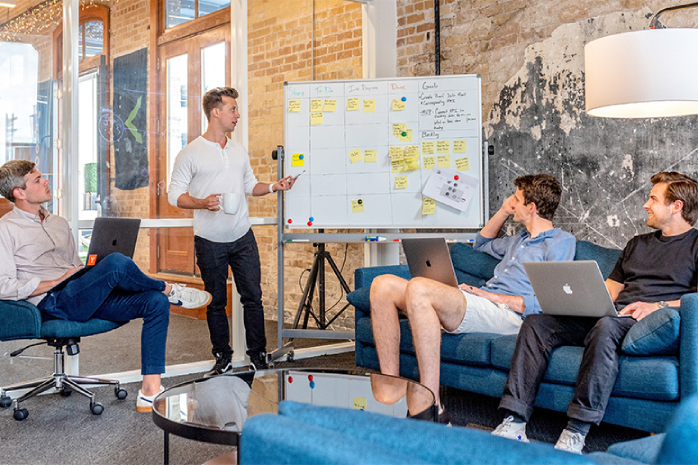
left=656, top=301, right=669, bottom=309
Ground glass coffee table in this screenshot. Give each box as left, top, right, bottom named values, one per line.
left=152, top=368, right=435, bottom=464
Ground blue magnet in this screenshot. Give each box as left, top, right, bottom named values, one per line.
left=309, top=216, right=315, bottom=222
left=309, top=381, right=315, bottom=389
left=299, top=154, right=304, bottom=160
left=401, top=96, right=407, bottom=102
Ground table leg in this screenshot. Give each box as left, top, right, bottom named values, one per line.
left=164, top=430, right=169, bottom=465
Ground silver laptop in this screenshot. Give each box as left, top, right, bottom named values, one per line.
left=523, top=260, right=627, bottom=318
left=402, top=238, right=459, bottom=288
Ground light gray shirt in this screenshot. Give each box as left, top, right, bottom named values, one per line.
left=168, top=136, right=259, bottom=243
left=0, top=206, right=82, bottom=304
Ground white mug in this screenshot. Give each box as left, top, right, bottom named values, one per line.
left=221, top=193, right=241, bottom=215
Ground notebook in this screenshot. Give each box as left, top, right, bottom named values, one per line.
left=402, top=238, right=459, bottom=288
left=523, top=260, right=629, bottom=318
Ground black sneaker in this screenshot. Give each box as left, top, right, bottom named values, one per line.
left=204, top=353, right=233, bottom=378
left=249, top=351, right=269, bottom=370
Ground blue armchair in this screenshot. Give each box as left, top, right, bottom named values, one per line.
left=0, top=300, right=128, bottom=421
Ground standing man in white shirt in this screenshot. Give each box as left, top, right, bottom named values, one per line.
left=168, top=87, right=295, bottom=375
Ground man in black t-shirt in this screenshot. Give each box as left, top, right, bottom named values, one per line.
left=491, top=172, right=698, bottom=453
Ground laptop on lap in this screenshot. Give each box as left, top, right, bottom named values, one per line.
left=402, top=238, right=459, bottom=288
left=523, top=261, right=629, bottom=318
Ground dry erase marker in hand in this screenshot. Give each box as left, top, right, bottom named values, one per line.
left=292, top=170, right=306, bottom=181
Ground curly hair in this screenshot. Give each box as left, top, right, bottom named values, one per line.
left=513, top=174, right=562, bottom=221
left=202, top=87, right=239, bottom=121
left=0, top=160, right=36, bottom=203
left=650, top=172, right=698, bottom=225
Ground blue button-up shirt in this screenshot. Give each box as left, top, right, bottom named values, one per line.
left=474, top=229, right=576, bottom=318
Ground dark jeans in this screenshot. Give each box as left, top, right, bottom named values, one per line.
left=38, top=253, right=170, bottom=375
left=195, top=229, right=266, bottom=357
left=499, top=314, right=636, bottom=425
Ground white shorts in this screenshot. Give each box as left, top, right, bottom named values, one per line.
left=444, top=290, right=523, bottom=335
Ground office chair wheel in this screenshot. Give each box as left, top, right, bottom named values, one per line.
left=0, top=395, right=11, bottom=408
left=13, top=408, right=28, bottom=421
left=115, top=387, right=128, bottom=400
left=90, top=402, right=104, bottom=415
left=60, top=386, right=72, bottom=397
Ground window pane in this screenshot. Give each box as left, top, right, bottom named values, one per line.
left=167, top=54, right=188, bottom=186
left=78, top=72, right=98, bottom=221
left=199, top=0, right=230, bottom=17
left=200, top=42, right=225, bottom=133
left=166, top=0, right=195, bottom=29
left=84, top=21, right=104, bottom=58
left=78, top=24, right=84, bottom=60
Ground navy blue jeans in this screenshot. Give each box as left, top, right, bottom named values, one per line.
left=195, top=229, right=266, bottom=357
left=38, top=253, right=170, bottom=375
left=499, top=314, right=636, bottom=425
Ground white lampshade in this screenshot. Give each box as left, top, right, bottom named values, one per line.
left=585, top=28, right=698, bottom=118
left=0, top=0, right=16, bottom=7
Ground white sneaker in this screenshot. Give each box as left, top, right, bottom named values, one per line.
left=554, top=429, right=585, bottom=454
left=136, top=386, right=164, bottom=413
left=491, top=416, right=529, bottom=442
left=168, top=284, right=212, bottom=309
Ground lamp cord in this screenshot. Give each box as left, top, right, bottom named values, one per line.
left=650, top=2, right=698, bottom=29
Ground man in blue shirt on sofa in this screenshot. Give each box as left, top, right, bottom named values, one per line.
left=493, top=171, right=698, bottom=453
left=370, top=174, right=576, bottom=419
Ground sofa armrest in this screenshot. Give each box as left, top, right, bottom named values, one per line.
left=354, top=264, right=410, bottom=289
left=0, top=300, right=42, bottom=341
left=243, top=401, right=593, bottom=465
left=680, top=293, right=698, bottom=398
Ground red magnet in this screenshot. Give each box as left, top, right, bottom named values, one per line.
left=307, top=221, right=313, bottom=226
left=308, top=375, right=314, bottom=381
left=288, top=219, right=293, bottom=224
left=288, top=376, right=293, bottom=383
left=454, top=175, right=459, bottom=180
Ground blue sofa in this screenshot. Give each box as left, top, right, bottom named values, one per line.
left=347, top=241, right=698, bottom=433
left=240, top=396, right=698, bottom=464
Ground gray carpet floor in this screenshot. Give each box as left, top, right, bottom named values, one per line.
left=0, top=315, right=648, bottom=463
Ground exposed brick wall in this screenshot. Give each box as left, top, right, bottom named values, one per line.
left=247, top=0, right=364, bottom=330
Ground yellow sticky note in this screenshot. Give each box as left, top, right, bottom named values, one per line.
left=389, top=146, right=405, bottom=161
left=391, top=99, right=406, bottom=111
left=353, top=396, right=367, bottom=410
left=310, top=112, right=324, bottom=125
left=364, top=149, right=377, bottom=163
left=391, top=159, right=405, bottom=173
left=394, top=176, right=408, bottom=190
left=404, top=145, right=419, bottom=158
left=422, top=141, right=435, bottom=155
left=347, top=97, right=360, bottom=111
left=310, top=99, right=323, bottom=112
left=323, top=99, right=337, bottom=112
left=422, top=197, right=436, bottom=215
left=392, top=123, right=407, bottom=138
left=287, top=100, right=301, bottom=113
left=400, top=129, right=413, bottom=142
left=348, top=148, right=363, bottom=164
left=453, top=140, right=467, bottom=153
left=292, top=154, right=305, bottom=167
left=437, top=155, right=451, bottom=168
left=404, top=157, right=420, bottom=171
left=455, top=157, right=470, bottom=171
left=363, top=99, right=376, bottom=112
left=351, top=199, right=365, bottom=213
left=423, top=156, right=436, bottom=170
left=437, top=140, right=451, bottom=154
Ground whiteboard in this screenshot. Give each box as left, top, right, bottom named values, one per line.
left=283, top=75, right=484, bottom=229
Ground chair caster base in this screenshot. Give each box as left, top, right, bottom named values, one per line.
left=13, top=408, right=28, bottom=421
left=115, top=387, right=128, bottom=400
left=90, top=402, right=104, bottom=415
left=0, top=395, right=11, bottom=409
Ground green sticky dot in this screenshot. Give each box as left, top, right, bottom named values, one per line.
left=401, top=132, right=407, bottom=137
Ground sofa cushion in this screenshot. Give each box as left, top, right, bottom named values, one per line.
left=655, top=396, right=698, bottom=464
left=621, top=308, right=680, bottom=356
left=491, top=335, right=679, bottom=401
left=574, top=241, right=621, bottom=278
left=604, top=434, right=665, bottom=464
left=450, top=243, right=499, bottom=285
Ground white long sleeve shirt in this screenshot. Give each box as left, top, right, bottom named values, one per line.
left=0, top=206, right=82, bottom=304
left=168, top=136, right=259, bottom=243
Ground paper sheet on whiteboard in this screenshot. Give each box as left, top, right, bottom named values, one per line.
left=422, top=168, right=479, bottom=213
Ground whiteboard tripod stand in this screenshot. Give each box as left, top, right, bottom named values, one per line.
left=290, top=233, right=353, bottom=334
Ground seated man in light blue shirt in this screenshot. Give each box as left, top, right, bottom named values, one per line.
left=370, top=174, right=576, bottom=419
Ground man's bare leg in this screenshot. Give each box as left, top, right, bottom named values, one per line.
left=404, top=278, right=468, bottom=407
left=370, top=274, right=409, bottom=403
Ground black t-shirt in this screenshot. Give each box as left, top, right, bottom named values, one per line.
left=609, top=228, right=698, bottom=309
